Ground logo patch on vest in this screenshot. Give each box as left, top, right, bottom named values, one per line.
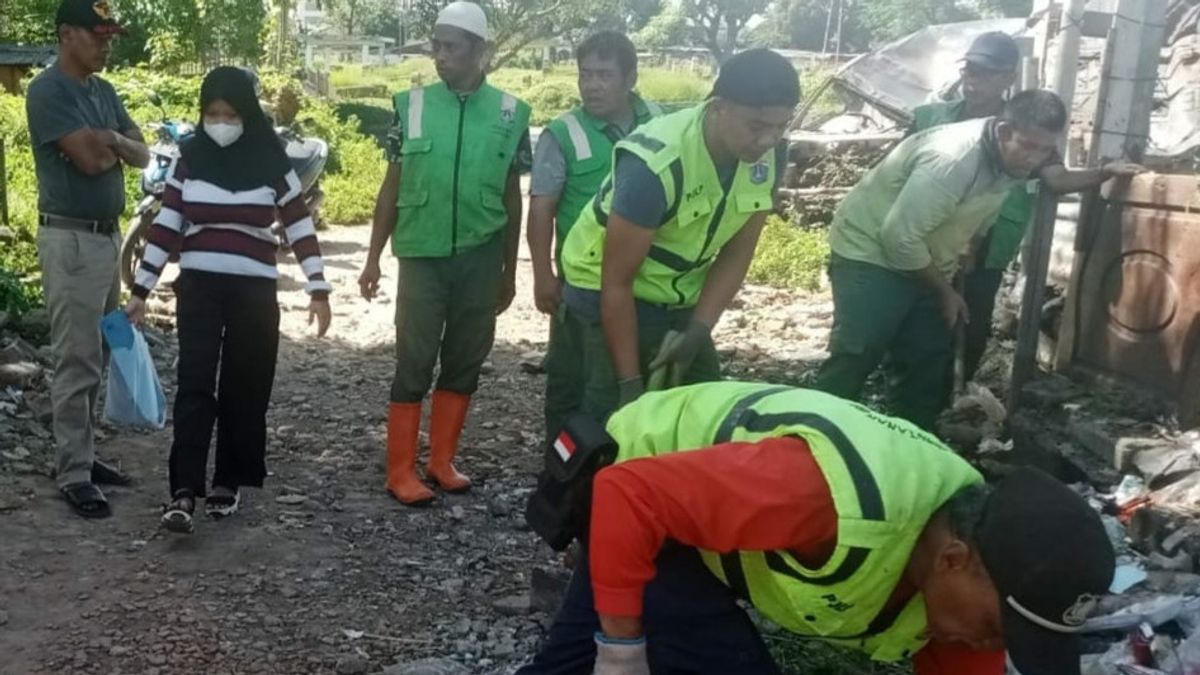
left=822, top=593, right=854, bottom=613
left=750, top=161, right=770, bottom=184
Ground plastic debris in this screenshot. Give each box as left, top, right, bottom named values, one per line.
left=1116, top=475, right=1150, bottom=507
left=1113, top=565, right=1151, bottom=594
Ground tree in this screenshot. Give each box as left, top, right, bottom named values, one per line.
left=324, top=0, right=398, bottom=36
left=861, top=0, right=979, bottom=43
left=0, top=0, right=59, bottom=44
left=401, top=0, right=619, bottom=69
left=678, top=0, right=771, bottom=63
left=749, top=0, right=870, bottom=53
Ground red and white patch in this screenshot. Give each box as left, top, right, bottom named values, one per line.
left=554, top=432, right=577, bottom=463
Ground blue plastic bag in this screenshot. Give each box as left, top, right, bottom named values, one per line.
left=100, top=310, right=167, bottom=429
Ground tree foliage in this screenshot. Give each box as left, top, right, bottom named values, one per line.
left=679, top=0, right=772, bottom=62
left=0, top=0, right=60, bottom=44
left=749, top=0, right=870, bottom=52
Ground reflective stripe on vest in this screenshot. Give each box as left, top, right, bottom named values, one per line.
left=604, top=381, right=984, bottom=662
left=408, top=87, right=425, bottom=138
left=561, top=113, right=593, bottom=161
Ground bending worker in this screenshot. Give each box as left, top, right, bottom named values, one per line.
left=520, top=381, right=1115, bottom=675
left=358, top=1, right=531, bottom=506
left=909, top=31, right=1144, bottom=381
left=557, top=48, right=798, bottom=420
left=528, top=30, right=661, bottom=441
left=816, top=90, right=1067, bottom=431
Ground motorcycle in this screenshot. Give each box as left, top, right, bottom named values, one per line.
left=119, top=92, right=330, bottom=291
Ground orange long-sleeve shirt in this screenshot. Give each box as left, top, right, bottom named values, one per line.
left=588, top=436, right=1005, bottom=675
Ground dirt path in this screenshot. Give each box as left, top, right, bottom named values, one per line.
left=0, top=224, right=834, bottom=675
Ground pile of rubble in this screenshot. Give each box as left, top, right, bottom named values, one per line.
left=940, top=361, right=1200, bottom=673
left=781, top=141, right=891, bottom=226
left=0, top=309, right=57, bottom=490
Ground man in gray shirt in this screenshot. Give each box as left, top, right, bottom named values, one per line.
left=26, top=0, right=150, bottom=519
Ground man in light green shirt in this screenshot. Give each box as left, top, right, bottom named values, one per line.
left=814, top=90, right=1067, bottom=431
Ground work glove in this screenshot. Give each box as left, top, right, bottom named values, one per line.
left=593, top=633, right=650, bottom=675
left=646, top=319, right=712, bottom=391
left=617, top=376, right=645, bottom=409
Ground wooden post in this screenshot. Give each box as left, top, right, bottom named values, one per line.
left=1008, top=0, right=1085, bottom=409
left=1054, top=0, right=1168, bottom=370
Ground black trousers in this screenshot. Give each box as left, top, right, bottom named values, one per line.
left=517, top=545, right=780, bottom=674
left=169, top=270, right=280, bottom=497
left=962, top=266, right=1005, bottom=383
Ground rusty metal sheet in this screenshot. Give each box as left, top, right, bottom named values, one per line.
left=1074, top=174, right=1200, bottom=419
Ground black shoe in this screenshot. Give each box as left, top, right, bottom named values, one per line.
left=92, top=459, right=132, bottom=486
left=161, top=491, right=195, bottom=534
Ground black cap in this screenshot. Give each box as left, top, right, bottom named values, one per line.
left=710, top=48, right=801, bottom=109
left=977, top=468, right=1115, bottom=675
left=55, top=0, right=126, bottom=34
left=964, top=31, right=1020, bottom=72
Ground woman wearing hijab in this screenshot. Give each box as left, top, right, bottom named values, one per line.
left=124, top=67, right=333, bottom=534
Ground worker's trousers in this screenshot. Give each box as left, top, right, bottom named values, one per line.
left=390, top=234, right=504, bottom=403
left=813, top=255, right=954, bottom=431
left=516, top=545, right=781, bottom=675
left=962, top=266, right=1005, bottom=383
left=542, top=303, right=585, bottom=444
left=565, top=303, right=721, bottom=426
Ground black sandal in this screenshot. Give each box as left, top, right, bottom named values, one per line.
left=205, top=489, right=240, bottom=518
left=61, top=482, right=111, bottom=519
left=161, top=491, right=195, bottom=534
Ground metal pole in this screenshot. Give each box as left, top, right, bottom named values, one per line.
left=1051, top=0, right=1086, bottom=119
left=822, top=0, right=835, bottom=55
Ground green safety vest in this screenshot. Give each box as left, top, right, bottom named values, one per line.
left=544, top=95, right=661, bottom=244
left=607, top=381, right=984, bottom=663
left=391, top=80, right=531, bottom=258
left=911, top=100, right=1036, bottom=270
left=561, top=103, right=777, bottom=307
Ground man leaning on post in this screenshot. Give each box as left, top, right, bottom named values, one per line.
left=26, top=0, right=150, bottom=519
left=908, top=31, right=1144, bottom=383
left=357, top=1, right=532, bottom=507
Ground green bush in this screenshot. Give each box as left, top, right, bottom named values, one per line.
left=523, top=82, right=581, bottom=126
left=335, top=99, right=394, bottom=149
left=747, top=215, right=831, bottom=291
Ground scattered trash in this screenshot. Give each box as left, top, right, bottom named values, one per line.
left=1117, top=476, right=1150, bottom=506
left=1113, top=565, right=1150, bottom=594
left=1084, top=595, right=1200, bottom=633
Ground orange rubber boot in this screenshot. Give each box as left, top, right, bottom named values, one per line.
left=426, top=390, right=472, bottom=493
left=386, top=402, right=435, bottom=506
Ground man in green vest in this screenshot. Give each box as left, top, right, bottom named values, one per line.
left=518, top=381, right=1115, bottom=675
left=814, top=90, right=1078, bottom=431
left=529, top=31, right=661, bottom=441
left=909, top=31, right=1144, bottom=382
left=558, top=48, right=799, bottom=422
left=357, top=1, right=532, bottom=507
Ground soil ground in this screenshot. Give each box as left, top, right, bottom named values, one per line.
left=0, top=223, right=848, bottom=675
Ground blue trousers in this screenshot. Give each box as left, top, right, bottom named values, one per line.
left=517, top=545, right=781, bottom=675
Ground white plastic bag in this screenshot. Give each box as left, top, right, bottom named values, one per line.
left=100, top=310, right=166, bottom=429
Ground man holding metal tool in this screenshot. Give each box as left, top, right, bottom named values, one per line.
left=556, top=48, right=798, bottom=421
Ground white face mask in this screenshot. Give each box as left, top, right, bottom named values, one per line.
left=204, top=121, right=244, bottom=148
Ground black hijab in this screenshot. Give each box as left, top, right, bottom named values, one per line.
left=180, top=67, right=292, bottom=191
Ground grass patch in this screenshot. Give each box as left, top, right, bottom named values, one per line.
left=747, top=215, right=831, bottom=291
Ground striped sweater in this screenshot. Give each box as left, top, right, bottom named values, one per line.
left=131, top=157, right=332, bottom=299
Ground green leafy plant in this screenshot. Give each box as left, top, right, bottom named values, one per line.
left=747, top=215, right=831, bottom=291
